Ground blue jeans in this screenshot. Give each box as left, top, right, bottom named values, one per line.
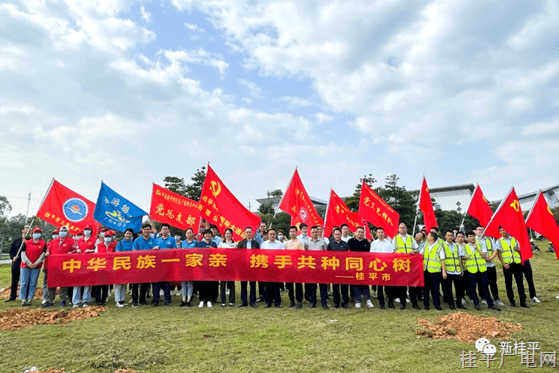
left=20, top=267, right=40, bottom=301
left=72, top=286, right=92, bottom=305
left=181, top=281, right=193, bottom=300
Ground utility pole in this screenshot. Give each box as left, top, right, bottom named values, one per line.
left=26, top=191, right=31, bottom=223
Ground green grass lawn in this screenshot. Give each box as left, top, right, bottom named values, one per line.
left=1, top=241, right=558, bottom=373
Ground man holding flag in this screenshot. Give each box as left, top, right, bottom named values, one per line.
left=496, top=227, right=528, bottom=308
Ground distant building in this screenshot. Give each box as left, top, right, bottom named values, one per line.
left=500, top=184, right=559, bottom=212
left=409, top=183, right=475, bottom=212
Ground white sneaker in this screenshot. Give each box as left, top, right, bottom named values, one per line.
left=355, top=303, right=361, bottom=309
left=116, top=302, right=124, bottom=308
left=226, top=289, right=230, bottom=295
left=461, top=298, right=467, bottom=306
left=366, top=300, right=374, bottom=308
left=198, top=301, right=204, bottom=308
left=83, top=303, right=89, bottom=308
left=496, top=300, right=505, bottom=307
left=160, top=290, right=164, bottom=296
left=395, top=298, right=401, bottom=303
left=108, top=290, right=112, bottom=297
left=73, top=304, right=79, bottom=309
left=481, top=300, right=488, bottom=305
left=532, top=296, right=541, bottom=303
left=207, top=301, right=213, bottom=308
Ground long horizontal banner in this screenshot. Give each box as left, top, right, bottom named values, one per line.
left=46, top=249, right=424, bottom=287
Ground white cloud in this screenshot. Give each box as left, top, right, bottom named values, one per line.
left=238, top=79, right=262, bottom=98
left=278, top=96, right=312, bottom=107
left=140, top=6, right=151, bottom=23
left=184, top=22, right=204, bottom=32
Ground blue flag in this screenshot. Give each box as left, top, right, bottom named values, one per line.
left=94, top=182, right=147, bottom=232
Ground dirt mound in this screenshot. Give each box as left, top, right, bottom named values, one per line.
left=416, top=312, right=523, bottom=343
left=0, top=306, right=106, bottom=330
left=0, top=286, right=43, bottom=299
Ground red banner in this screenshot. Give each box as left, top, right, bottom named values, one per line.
left=200, top=165, right=261, bottom=241
left=526, top=191, right=559, bottom=260
left=358, top=182, right=399, bottom=238
left=279, top=169, right=324, bottom=230
left=46, top=249, right=424, bottom=287
left=485, top=187, right=532, bottom=263
left=324, top=189, right=360, bottom=237
left=150, top=184, right=201, bottom=231
left=467, top=184, right=499, bottom=238
left=419, top=177, right=437, bottom=232
left=37, top=179, right=100, bottom=236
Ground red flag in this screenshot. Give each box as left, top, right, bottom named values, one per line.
left=419, top=177, right=437, bottom=233
left=200, top=165, right=260, bottom=241
left=324, top=189, right=360, bottom=237
left=37, top=179, right=99, bottom=236
left=526, top=191, right=559, bottom=260
left=466, top=184, right=500, bottom=238
left=485, top=187, right=532, bottom=263
left=358, top=181, right=400, bottom=238
left=278, top=169, right=324, bottom=229
left=150, top=184, right=202, bottom=231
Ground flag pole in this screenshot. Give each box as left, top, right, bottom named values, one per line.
left=323, top=189, right=333, bottom=232
left=482, top=185, right=514, bottom=237
left=269, top=168, right=296, bottom=229
left=412, top=176, right=423, bottom=236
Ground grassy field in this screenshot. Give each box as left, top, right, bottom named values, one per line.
left=1, top=241, right=558, bottom=373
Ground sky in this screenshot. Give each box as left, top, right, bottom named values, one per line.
left=1, top=0, right=558, bottom=218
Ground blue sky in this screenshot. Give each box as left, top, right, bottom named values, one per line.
left=1, top=0, right=558, bottom=217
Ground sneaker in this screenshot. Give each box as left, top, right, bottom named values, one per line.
left=229, top=303, right=234, bottom=307
left=119, top=301, right=127, bottom=307
left=199, top=301, right=204, bottom=308
left=355, top=303, right=361, bottom=309
left=461, top=298, right=467, bottom=306
left=21, top=301, right=26, bottom=307
left=481, top=300, right=487, bottom=305
left=83, top=303, right=89, bottom=308
left=132, top=303, right=139, bottom=308
left=180, top=301, right=187, bottom=307
left=532, top=296, right=541, bottom=303
left=496, top=300, right=505, bottom=307
left=42, top=301, right=53, bottom=308
left=366, top=300, right=374, bottom=308
left=221, top=303, right=226, bottom=307
left=226, top=289, right=230, bottom=295
left=116, top=302, right=125, bottom=308
left=73, top=304, right=79, bottom=309
left=394, top=298, right=401, bottom=303
left=207, top=301, right=213, bottom=308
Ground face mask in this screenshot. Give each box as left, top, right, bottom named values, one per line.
left=104, top=237, right=112, bottom=243
left=278, top=235, right=284, bottom=240
left=76, top=235, right=83, bottom=240
left=52, top=234, right=59, bottom=239
left=84, top=229, right=91, bottom=236
left=59, top=231, right=68, bottom=238
left=33, top=233, right=41, bottom=239
left=100, top=232, right=105, bottom=238
left=175, top=236, right=181, bottom=241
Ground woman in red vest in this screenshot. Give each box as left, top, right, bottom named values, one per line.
left=20, top=227, right=47, bottom=306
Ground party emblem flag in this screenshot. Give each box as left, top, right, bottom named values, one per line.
left=278, top=169, right=324, bottom=230
left=526, top=191, right=559, bottom=260
left=324, top=189, right=360, bottom=238
left=150, top=183, right=201, bottom=231
left=485, top=187, right=532, bottom=263
left=200, top=165, right=261, bottom=241
left=37, top=179, right=99, bottom=235
left=466, top=184, right=500, bottom=238
left=419, top=177, right=437, bottom=233
left=358, top=181, right=400, bottom=238
left=94, top=182, right=147, bottom=232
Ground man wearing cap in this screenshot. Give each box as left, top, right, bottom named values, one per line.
left=19, top=227, right=47, bottom=306
left=131, top=223, right=156, bottom=307
left=5, top=224, right=29, bottom=303
left=151, top=223, right=176, bottom=307
left=43, top=226, right=75, bottom=307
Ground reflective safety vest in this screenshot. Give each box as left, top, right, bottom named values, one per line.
left=476, top=236, right=494, bottom=262
left=395, top=235, right=414, bottom=253
left=443, top=242, right=461, bottom=273
left=423, top=242, right=442, bottom=273
left=499, top=237, right=521, bottom=264
left=464, top=243, right=487, bottom=273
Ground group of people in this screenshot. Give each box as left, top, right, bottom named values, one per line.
left=6, top=220, right=540, bottom=312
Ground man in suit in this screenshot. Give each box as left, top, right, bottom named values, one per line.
left=237, top=226, right=260, bottom=308
left=6, top=225, right=29, bottom=302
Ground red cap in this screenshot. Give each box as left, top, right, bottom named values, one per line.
left=53, top=229, right=59, bottom=234
left=32, top=227, right=42, bottom=233
left=104, top=231, right=114, bottom=237
left=84, top=225, right=93, bottom=230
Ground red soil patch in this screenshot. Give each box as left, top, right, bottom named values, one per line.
left=0, top=306, right=106, bottom=330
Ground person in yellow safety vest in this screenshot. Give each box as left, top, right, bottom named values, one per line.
left=475, top=226, right=505, bottom=307
left=394, top=223, right=420, bottom=310
left=422, top=232, right=446, bottom=310
left=496, top=227, right=528, bottom=308
left=441, top=230, right=466, bottom=310
left=463, top=231, right=501, bottom=311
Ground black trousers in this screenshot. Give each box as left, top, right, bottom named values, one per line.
left=132, top=283, right=150, bottom=303
left=264, top=282, right=281, bottom=306
left=469, top=271, right=493, bottom=307
left=199, top=281, right=219, bottom=302
left=503, top=263, right=526, bottom=303
left=521, top=260, right=537, bottom=299
left=220, top=281, right=235, bottom=304
left=258, top=282, right=265, bottom=299
left=423, top=271, right=441, bottom=308
left=9, top=259, right=21, bottom=300
left=309, top=284, right=328, bottom=306
left=240, top=281, right=256, bottom=305
left=95, top=285, right=109, bottom=304
left=286, top=283, right=303, bottom=304
left=485, top=266, right=500, bottom=301
left=332, top=284, right=349, bottom=306
left=442, top=274, right=463, bottom=307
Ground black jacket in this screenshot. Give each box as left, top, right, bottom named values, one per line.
left=10, top=237, right=24, bottom=259
left=237, top=239, right=260, bottom=249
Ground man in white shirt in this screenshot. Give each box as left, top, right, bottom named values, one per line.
left=296, top=223, right=310, bottom=244
left=475, top=226, right=505, bottom=307
left=370, top=227, right=394, bottom=309
left=394, top=223, right=420, bottom=309
left=261, top=229, right=285, bottom=307
left=441, top=230, right=465, bottom=310
left=341, top=224, right=351, bottom=242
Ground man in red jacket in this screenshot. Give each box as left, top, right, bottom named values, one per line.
left=42, top=226, right=76, bottom=307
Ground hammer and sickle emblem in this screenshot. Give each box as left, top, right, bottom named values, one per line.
left=210, top=181, right=221, bottom=198
left=548, top=206, right=553, bottom=215
left=510, top=199, right=520, bottom=212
